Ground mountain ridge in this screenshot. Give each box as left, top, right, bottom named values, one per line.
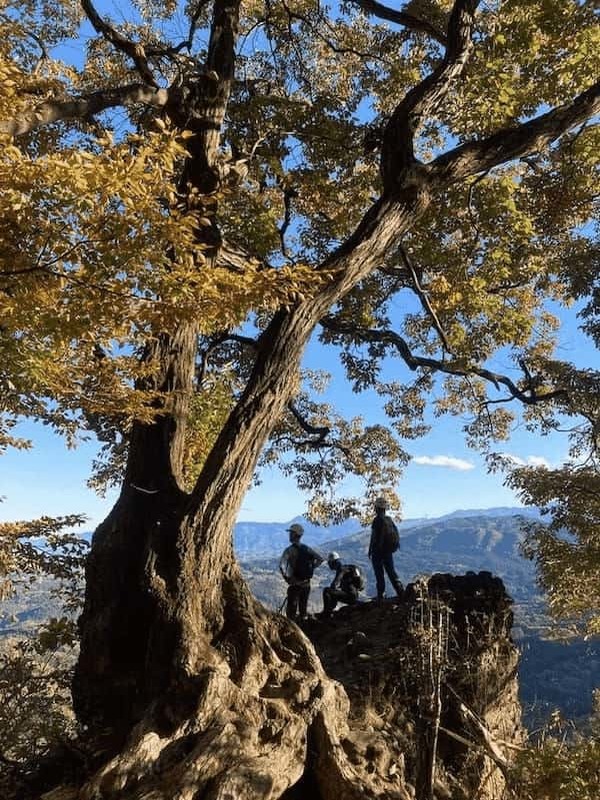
left=234, top=505, right=541, bottom=559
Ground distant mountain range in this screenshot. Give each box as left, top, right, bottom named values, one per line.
left=30, top=505, right=544, bottom=606
left=234, top=516, right=361, bottom=557
left=235, top=505, right=540, bottom=553
left=73, top=506, right=542, bottom=602
left=72, top=505, right=541, bottom=559
left=239, top=506, right=543, bottom=605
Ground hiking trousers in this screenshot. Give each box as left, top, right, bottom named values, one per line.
left=286, top=581, right=310, bottom=619
left=371, top=550, right=403, bottom=598
left=322, top=586, right=358, bottom=614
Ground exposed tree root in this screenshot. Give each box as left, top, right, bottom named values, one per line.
left=43, top=608, right=410, bottom=800
left=33, top=574, right=521, bottom=800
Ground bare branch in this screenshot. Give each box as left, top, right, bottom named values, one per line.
left=456, top=704, right=510, bottom=772
left=319, top=316, right=567, bottom=405
left=146, top=0, right=210, bottom=58
left=0, top=84, right=168, bottom=137
left=80, top=0, right=158, bottom=87
left=287, top=402, right=330, bottom=445
left=398, top=245, right=452, bottom=353
left=348, top=0, right=447, bottom=46
left=430, top=79, right=600, bottom=183
left=381, top=0, right=480, bottom=189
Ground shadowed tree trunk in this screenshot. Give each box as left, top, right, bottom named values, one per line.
left=72, top=200, right=430, bottom=797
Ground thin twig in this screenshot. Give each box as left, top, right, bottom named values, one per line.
left=398, top=244, right=452, bottom=353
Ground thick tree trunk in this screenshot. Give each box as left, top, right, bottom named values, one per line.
left=70, top=174, right=432, bottom=798
left=73, top=486, right=372, bottom=800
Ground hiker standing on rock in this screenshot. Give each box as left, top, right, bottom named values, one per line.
left=279, top=523, right=324, bottom=621
left=368, top=497, right=403, bottom=602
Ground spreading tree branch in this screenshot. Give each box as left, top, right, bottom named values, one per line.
left=0, top=84, right=169, bottom=137
left=381, top=0, right=480, bottom=188
left=273, top=405, right=354, bottom=457
left=320, top=316, right=567, bottom=406
left=397, top=245, right=452, bottom=353
left=80, top=0, right=158, bottom=87
left=430, top=79, right=600, bottom=183
left=287, top=401, right=331, bottom=445
left=349, top=0, right=447, bottom=46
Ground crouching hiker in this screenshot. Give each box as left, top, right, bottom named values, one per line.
left=320, top=552, right=364, bottom=618
left=279, top=523, right=324, bottom=621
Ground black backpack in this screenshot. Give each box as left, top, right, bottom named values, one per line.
left=292, top=544, right=316, bottom=581
left=382, top=516, right=400, bottom=553
left=348, top=565, right=365, bottom=592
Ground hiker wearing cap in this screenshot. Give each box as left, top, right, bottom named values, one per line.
left=368, top=497, right=403, bottom=602
left=279, top=523, right=324, bottom=621
left=320, top=552, right=364, bottom=618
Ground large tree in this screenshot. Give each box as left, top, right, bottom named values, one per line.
left=1, top=0, right=599, bottom=796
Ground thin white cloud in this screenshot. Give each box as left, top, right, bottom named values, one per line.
left=499, top=453, right=552, bottom=469
left=527, top=455, right=552, bottom=468
left=412, top=455, right=475, bottom=471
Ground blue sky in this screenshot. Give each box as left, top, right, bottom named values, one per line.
left=0, top=407, right=558, bottom=529
left=0, top=386, right=573, bottom=529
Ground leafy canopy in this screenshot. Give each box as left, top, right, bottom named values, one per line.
left=0, top=0, right=599, bottom=604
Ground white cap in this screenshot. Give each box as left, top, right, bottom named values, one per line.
left=327, top=551, right=340, bottom=563
left=374, top=497, right=388, bottom=509
left=287, top=523, right=304, bottom=537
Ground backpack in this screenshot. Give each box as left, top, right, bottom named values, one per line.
left=348, top=565, right=365, bottom=592
left=382, top=516, right=400, bottom=553
left=292, top=544, right=316, bottom=581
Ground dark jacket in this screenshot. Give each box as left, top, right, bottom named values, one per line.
left=368, top=513, right=396, bottom=557
left=280, top=542, right=323, bottom=584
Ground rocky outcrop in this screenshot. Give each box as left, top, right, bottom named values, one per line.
left=298, top=571, right=523, bottom=799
